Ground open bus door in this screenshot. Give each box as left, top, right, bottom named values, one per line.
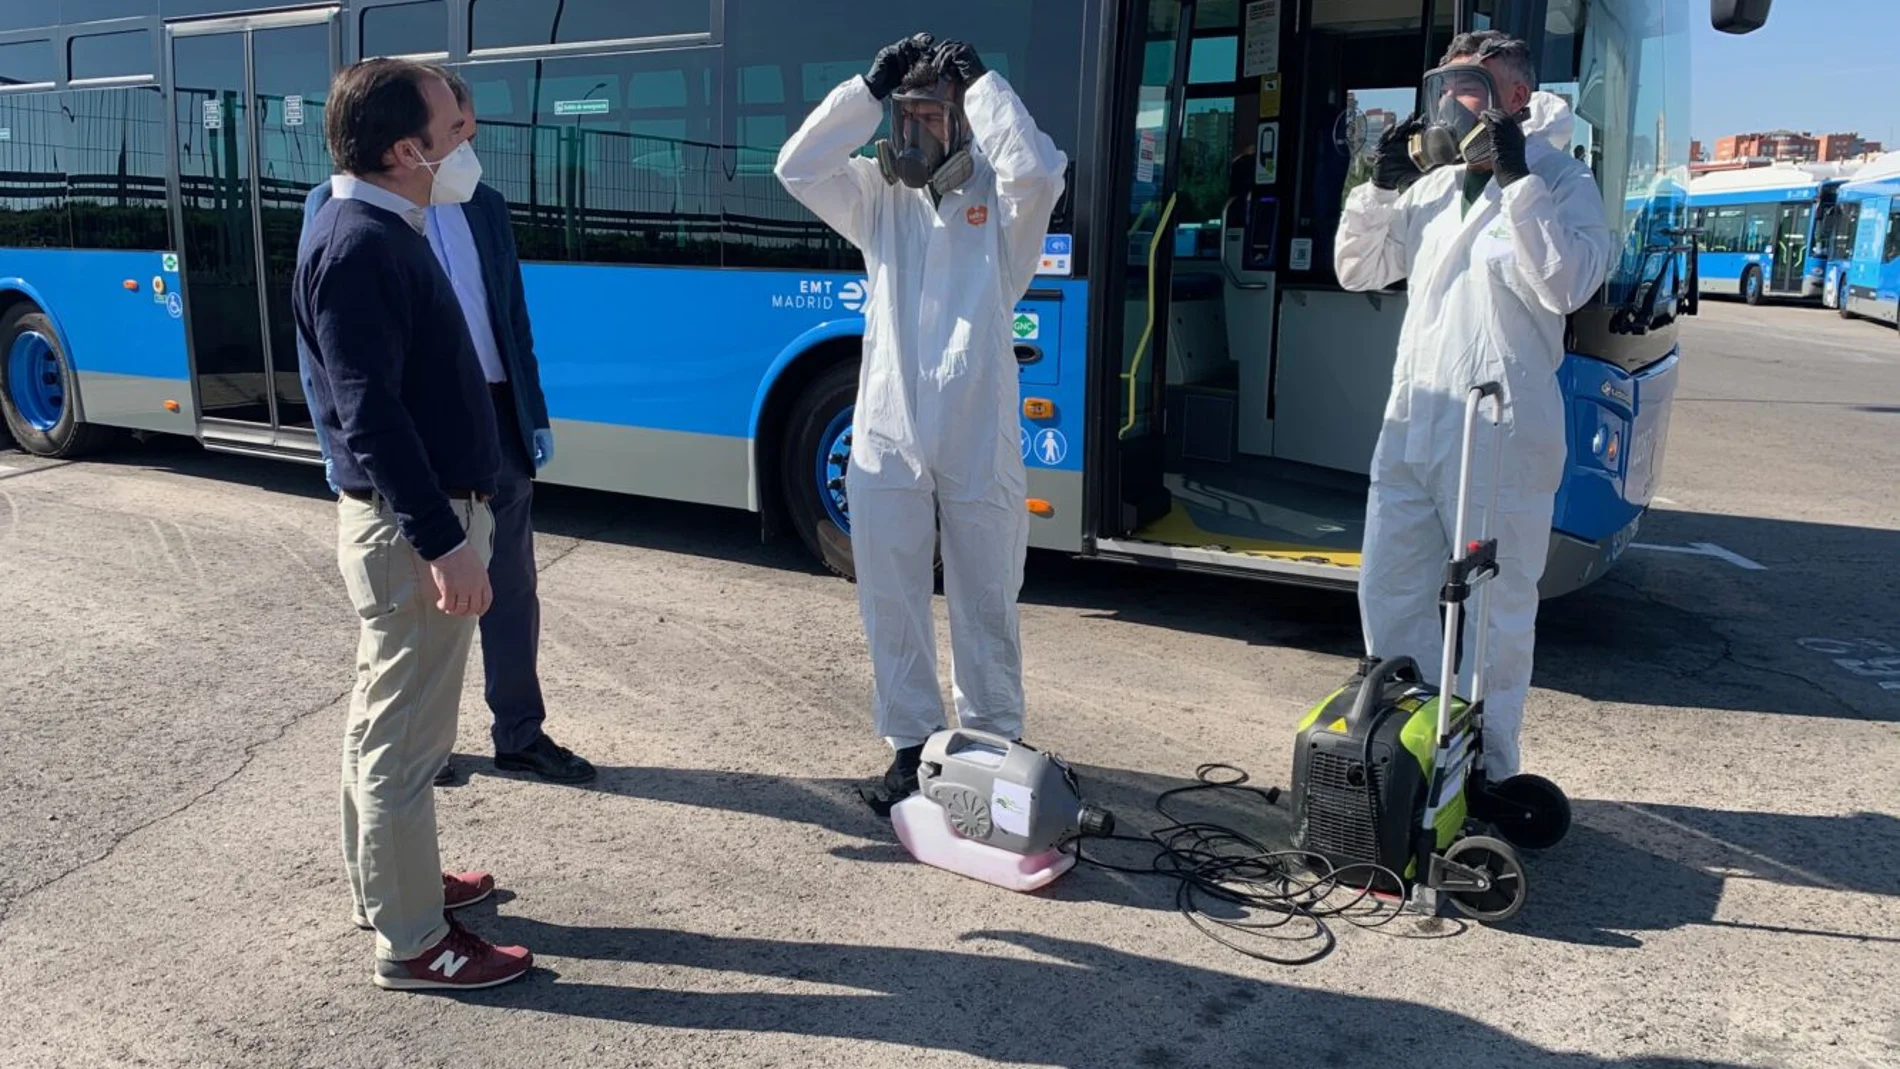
left=1089, top=0, right=1195, bottom=544
left=166, top=9, right=338, bottom=460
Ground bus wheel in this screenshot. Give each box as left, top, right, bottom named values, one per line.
left=780, top=359, right=862, bottom=580
left=0, top=305, right=112, bottom=458
left=1741, top=266, right=1763, bottom=306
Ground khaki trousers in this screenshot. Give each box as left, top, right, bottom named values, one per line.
left=336, top=493, right=494, bottom=961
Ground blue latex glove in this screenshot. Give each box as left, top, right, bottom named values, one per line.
left=532, top=427, right=554, bottom=469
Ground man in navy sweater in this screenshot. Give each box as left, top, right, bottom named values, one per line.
left=294, top=57, right=532, bottom=992
left=301, top=66, right=594, bottom=788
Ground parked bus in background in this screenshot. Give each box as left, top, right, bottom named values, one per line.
left=1685, top=164, right=1849, bottom=306
left=0, top=0, right=1775, bottom=601
left=1831, top=151, right=1900, bottom=328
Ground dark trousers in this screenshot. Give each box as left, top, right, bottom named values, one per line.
left=480, top=383, right=547, bottom=753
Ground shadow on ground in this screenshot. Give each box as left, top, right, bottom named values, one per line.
left=450, top=756, right=1900, bottom=952
left=442, top=918, right=1760, bottom=1068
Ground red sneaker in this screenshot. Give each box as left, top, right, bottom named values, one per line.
left=373, top=917, right=532, bottom=991
left=353, top=871, right=496, bottom=930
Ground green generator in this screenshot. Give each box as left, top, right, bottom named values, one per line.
left=1286, top=384, right=1572, bottom=923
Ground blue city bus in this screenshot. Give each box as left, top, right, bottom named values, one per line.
left=1685, top=164, right=1847, bottom=305
left=1832, top=151, right=1900, bottom=328
left=0, top=0, right=1773, bottom=599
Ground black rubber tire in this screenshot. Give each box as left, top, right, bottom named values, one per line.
left=0, top=305, right=115, bottom=458
left=1477, top=773, right=1572, bottom=851
left=1443, top=835, right=1528, bottom=924
left=1741, top=265, right=1764, bottom=306
left=779, top=359, right=861, bottom=580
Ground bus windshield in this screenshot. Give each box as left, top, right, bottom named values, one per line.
left=1530, top=0, right=1694, bottom=323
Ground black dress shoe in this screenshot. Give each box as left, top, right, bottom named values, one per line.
left=434, top=759, right=456, bottom=787
left=494, top=734, right=596, bottom=784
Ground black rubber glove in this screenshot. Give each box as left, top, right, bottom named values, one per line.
left=864, top=33, right=933, bottom=100
left=933, top=40, right=988, bottom=88
left=1482, top=109, right=1531, bottom=187
left=1372, top=116, right=1425, bottom=193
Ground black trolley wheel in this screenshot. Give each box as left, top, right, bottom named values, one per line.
left=1443, top=835, right=1528, bottom=924
left=1476, top=773, right=1572, bottom=851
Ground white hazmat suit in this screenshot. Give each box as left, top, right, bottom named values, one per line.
left=1335, top=91, right=1614, bottom=780
left=776, top=71, right=1067, bottom=750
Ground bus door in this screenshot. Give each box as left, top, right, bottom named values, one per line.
left=1094, top=0, right=1197, bottom=539
left=167, top=10, right=338, bottom=454
left=1772, top=199, right=1812, bottom=293
left=1844, top=196, right=1891, bottom=311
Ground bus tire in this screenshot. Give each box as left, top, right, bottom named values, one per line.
left=1741, top=266, right=1763, bottom=306
left=778, top=359, right=942, bottom=583
left=780, top=359, right=863, bottom=580
left=0, top=304, right=113, bottom=458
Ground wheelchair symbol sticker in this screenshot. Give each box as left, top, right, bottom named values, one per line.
left=1032, top=428, right=1068, bottom=466
left=165, top=292, right=182, bottom=318
left=1020, top=426, right=1031, bottom=460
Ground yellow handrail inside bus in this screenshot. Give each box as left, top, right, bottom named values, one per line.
left=1120, top=192, right=1177, bottom=439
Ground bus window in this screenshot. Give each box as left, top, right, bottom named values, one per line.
left=67, top=85, right=169, bottom=251
left=1294, top=0, right=1435, bottom=287
left=1174, top=17, right=1241, bottom=262
left=69, top=29, right=153, bottom=82
left=0, top=38, right=56, bottom=87
left=362, top=0, right=448, bottom=59
left=459, top=48, right=722, bottom=267
left=0, top=89, right=69, bottom=249
left=470, top=0, right=711, bottom=50
left=1886, top=209, right=1900, bottom=264
left=720, top=0, right=1085, bottom=271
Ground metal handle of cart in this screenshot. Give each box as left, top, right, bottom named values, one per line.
left=1435, top=382, right=1507, bottom=743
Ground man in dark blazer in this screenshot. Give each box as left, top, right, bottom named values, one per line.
left=302, top=66, right=594, bottom=786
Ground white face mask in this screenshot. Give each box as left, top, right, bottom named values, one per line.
left=412, top=139, right=482, bottom=205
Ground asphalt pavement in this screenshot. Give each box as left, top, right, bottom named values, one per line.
left=1, top=300, right=1896, bottom=1069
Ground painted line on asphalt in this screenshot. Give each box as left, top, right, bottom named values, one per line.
left=1628, top=541, right=1766, bottom=570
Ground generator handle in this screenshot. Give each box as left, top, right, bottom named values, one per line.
left=1347, top=655, right=1422, bottom=733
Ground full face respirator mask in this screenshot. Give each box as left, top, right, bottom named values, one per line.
left=1408, top=62, right=1525, bottom=171
left=876, top=75, right=975, bottom=195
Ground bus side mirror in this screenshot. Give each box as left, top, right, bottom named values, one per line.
left=1711, top=0, right=1772, bottom=34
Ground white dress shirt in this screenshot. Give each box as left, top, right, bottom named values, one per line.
left=424, top=204, right=507, bottom=385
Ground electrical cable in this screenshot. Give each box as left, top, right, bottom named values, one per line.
left=1065, top=763, right=1413, bottom=967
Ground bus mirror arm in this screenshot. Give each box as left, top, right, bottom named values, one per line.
left=1611, top=238, right=1694, bottom=336
left=1668, top=225, right=1704, bottom=318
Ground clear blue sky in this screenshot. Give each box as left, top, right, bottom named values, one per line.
left=1691, top=1, right=1899, bottom=147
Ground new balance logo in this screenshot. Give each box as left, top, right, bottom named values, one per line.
left=429, top=949, right=470, bottom=978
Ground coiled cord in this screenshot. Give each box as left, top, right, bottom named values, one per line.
left=1068, top=763, right=1412, bottom=967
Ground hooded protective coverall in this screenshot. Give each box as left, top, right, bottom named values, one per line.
left=775, top=70, right=1068, bottom=750
left=1335, top=91, right=1614, bottom=780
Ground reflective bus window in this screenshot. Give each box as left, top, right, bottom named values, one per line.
left=459, top=48, right=720, bottom=266
left=70, top=29, right=153, bottom=80
left=67, top=85, right=169, bottom=249
left=362, top=0, right=447, bottom=58
left=0, top=39, right=57, bottom=86
left=0, top=92, right=71, bottom=248
left=721, top=0, right=1084, bottom=270
left=61, top=1, right=159, bottom=21
left=470, top=0, right=710, bottom=51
